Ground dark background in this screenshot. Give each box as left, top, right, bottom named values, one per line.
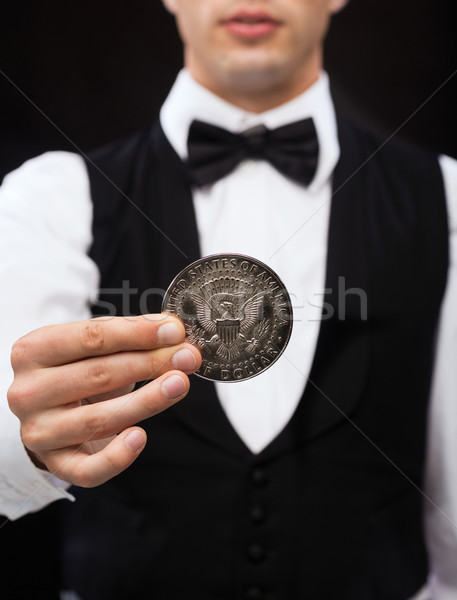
left=1, top=0, right=456, bottom=597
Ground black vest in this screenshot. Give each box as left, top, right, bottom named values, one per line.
left=61, top=118, right=448, bottom=600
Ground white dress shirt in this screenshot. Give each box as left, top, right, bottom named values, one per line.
left=161, top=70, right=338, bottom=454
left=0, top=69, right=456, bottom=599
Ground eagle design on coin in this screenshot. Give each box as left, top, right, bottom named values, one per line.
left=187, top=291, right=267, bottom=361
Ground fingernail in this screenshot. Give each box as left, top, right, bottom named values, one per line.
left=125, top=430, right=146, bottom=452
left=162, top=374, right=187, bottom=400
left=171, top=348, right=196, bottom=371
left=157, top=322, right=182, bottom=345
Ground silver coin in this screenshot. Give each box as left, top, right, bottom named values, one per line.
left=162, top=253, right=293, bottom=382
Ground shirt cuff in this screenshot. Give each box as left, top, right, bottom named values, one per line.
left=428, top=574, right=457, bottom=600
left=0, top=399, right=74, bottom=521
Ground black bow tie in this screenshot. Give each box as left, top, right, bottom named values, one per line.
left=186, top=118, right=319, bottom=188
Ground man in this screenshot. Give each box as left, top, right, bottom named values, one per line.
left=0, top=1, right=456, bottom=599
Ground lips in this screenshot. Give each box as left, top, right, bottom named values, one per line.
left=222, top=10, right=282, bottom=39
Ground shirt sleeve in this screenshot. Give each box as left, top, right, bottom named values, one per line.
left=0, top=151, right=99, bottom=521
left=425, top=154, right=457, bottom=598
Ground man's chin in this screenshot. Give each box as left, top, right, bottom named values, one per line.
left=217, top=53, right=288, bottom=86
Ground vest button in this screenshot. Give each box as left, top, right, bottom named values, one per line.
left=247, top=543, right=266, bottom=564
left=245, top=586, right=264, bottom=600
left=251, top=468, right=268, bottom=487
left=250, top=505, right=266, bottom=524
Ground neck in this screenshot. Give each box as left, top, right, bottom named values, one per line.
left=186, top=55, right=322, bottom=114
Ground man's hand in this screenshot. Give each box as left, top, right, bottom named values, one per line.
left=7, top=314, right=201, bottom=488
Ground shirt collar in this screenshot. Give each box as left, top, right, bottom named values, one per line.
left=160, top=68, right=340, bottom=193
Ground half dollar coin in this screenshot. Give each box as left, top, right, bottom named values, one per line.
left=162, top=253, right=293, bottom=382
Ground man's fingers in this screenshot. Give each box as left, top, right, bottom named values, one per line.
left=45, top=427, right=148, bottom=488
left=11, top=313, right=186, bottom=370
left=12, top=342, right=201, bottom=411
left=21, top=371, right=190, bottom=452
